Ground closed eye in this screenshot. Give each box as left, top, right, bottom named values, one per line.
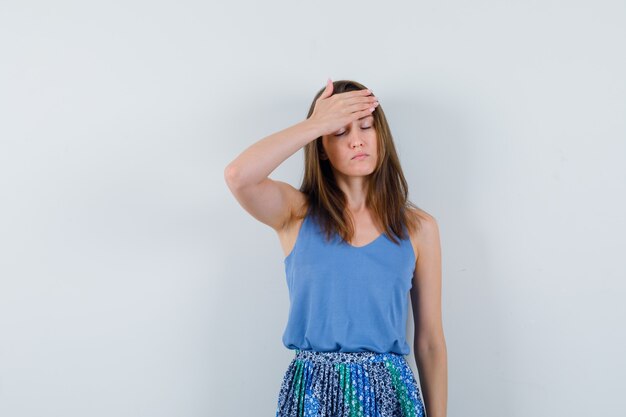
left=334, top=126, right=372, bottom=137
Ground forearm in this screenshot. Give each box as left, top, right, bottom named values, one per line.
left=225, top=118, right=323, bottom=188
left=414, top=342, right=448, bottom=417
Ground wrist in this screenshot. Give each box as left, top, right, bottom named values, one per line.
left=299, top=117, right=327, bottom=139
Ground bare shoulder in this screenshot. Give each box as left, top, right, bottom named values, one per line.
left=406, top=207, right=440, bottom=263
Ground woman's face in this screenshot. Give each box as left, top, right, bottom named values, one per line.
left=320, top=114, right=378, bottom=178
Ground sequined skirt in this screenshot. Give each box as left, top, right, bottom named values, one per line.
left=275, top=349, right=425, bottom=417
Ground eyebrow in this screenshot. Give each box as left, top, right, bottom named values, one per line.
left=335, top=115, right=374, bottom=133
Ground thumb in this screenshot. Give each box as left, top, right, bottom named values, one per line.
left=318, top=78, right=333, bottom=99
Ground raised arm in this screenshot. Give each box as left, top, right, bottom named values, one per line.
left=223, top=80, right=378, bottom=231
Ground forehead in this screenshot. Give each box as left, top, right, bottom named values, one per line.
left=335, top=115, right=374, bottom=130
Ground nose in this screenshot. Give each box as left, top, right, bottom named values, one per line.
left=348, top=130, right=364, bottom=149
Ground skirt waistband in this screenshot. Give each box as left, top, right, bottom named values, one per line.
left=293, top=349, right=404, bottom=365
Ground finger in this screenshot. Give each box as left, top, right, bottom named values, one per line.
left=346, top=100, right=379, bottom=114
left=358, top=106, right=377, bottom=118
left=344, top=95, right=379, bottom=106
left=318, top=78, right=334, bottom=100
left=335, top=89, right=372, bottom=101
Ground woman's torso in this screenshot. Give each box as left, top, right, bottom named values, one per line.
left=278, top=199, right=419, bottom=355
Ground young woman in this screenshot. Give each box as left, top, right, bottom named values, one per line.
left=224, top=79, right=447, bottom=417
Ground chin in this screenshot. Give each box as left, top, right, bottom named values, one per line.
left=334, top=164, right=377, bottom=177
left=353, top=167, right=376, bottom=177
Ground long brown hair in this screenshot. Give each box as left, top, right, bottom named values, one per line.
left=296, top=79, right=421, bottom=245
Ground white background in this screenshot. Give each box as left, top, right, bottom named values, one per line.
left=1, top=1, right=624, bottom=416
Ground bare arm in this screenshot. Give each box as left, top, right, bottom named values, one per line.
left=410, top=212, right=448, bottom=417
left=223, top=80, right=378, bottom=231
left=224, top=119, right=323, bottom=230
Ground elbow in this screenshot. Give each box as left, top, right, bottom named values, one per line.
left=415, top=343, right=447, bottom=363
left=415, top=334, right=447, bottom=357
left=224, top=163, right=242, bottom=190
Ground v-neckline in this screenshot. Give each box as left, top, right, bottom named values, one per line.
left=346, top=232, right=385, bottom=249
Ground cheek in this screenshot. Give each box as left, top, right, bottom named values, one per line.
left=368, top=134, right=378, bottom=151
left=321, top=144, right=339, bottom=161
left=324, top=141, right=340, bottom=155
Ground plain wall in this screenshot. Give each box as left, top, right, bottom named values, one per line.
left=1, top=1, right=624, bottom=416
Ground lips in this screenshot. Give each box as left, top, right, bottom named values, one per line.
left=352, top=153, right=369, bottom=159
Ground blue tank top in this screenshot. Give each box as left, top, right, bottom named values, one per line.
left=281, top=206, right=416, bottom=355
